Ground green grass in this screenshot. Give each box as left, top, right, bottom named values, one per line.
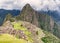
left=11, top=21, right=33, bottom=43
left=12, top=22, right=27, bottom=30
left=11, top=22, right=31, bottom=36
left=41, top=36, right=60, bottom=43
left=0, top=34, right=28, bottom=43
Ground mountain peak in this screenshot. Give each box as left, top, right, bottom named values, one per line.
left=22, top=4, right=34, bottom=11
left=25, top=4, right=31, bottom=7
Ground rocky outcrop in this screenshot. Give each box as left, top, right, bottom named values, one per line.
left=16, top=4, right=39, bottom=27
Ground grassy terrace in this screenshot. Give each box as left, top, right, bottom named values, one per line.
left=11, top=21, right=33, bottom=43
left=0, top=34, right=27, bottom=43
left=0, top=21, right=33, bottom=43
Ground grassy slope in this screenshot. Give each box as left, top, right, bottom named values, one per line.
left=41, top=31, right=60, bottom=43
left=0, top=34, right=27, bottom=43
left=11, top=21, right=33, bottom=43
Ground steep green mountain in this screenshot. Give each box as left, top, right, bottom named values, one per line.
left=4, top=14, right=15, bottom=23
left=4, top=14, right=13, bottom=21
left=16, top=4, right=39, bottom=27
left=0, top=21, right=60, bottom=43
left=16, top=4, right=60, bottom=38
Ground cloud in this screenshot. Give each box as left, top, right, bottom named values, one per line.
left=0, top=0, right=60, bottom=11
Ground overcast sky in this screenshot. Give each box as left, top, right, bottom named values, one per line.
left=0, top=0, right=60, bottom=11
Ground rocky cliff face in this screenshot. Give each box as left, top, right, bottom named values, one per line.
left=16, top=4, right=60, bottom=38
left=16, top=4, right=39, bottom=27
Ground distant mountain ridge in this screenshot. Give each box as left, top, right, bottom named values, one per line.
left=0, top=7, right=60, bottom=26
left=0, top=9, right=20, bottom=16
left=38, top=10, right=60, bottom=22
left=0, top=9, right=20, bottom=25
